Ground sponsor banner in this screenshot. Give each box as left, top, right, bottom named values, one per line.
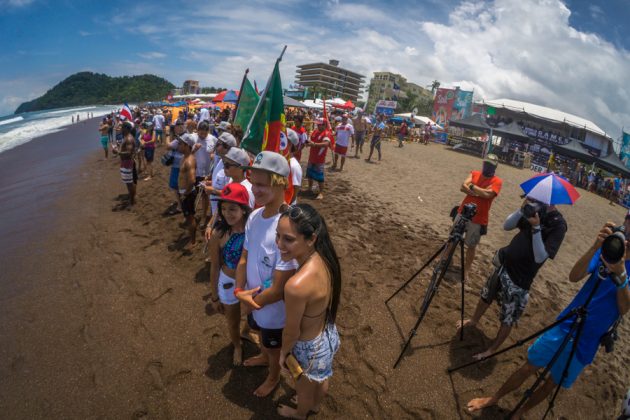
left=621, top=131, right=630, bottom=167
left=452, top=90, right=473, bottom=120
left=432, top=88, right=457, bottom=127
left=375, top=100, right=397, bottom=109
left=522, top=126, right=570, bottom=145
left=375, top=106, right=396, bottom=116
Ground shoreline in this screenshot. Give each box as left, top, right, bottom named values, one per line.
left=0, top=135, right=628, bottom=418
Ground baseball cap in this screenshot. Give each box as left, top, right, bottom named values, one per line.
left=218, top=121, right=231, bottom=132
left=483, top=154, right=499, bottom=167
left=177, top=134, right=195, bottom=148
left=218, top=132, right=237, bottom=148
left=315, top=118, right=325, bottom=125
left=217, top=182, right=251, bottom=208
left=241, top=151, right=289, bottom=177
left=223, top=147, right=250, bottom=167
left=286, top=128, right=299, bottom=146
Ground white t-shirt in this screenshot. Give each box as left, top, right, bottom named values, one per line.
left=194, top=134, right=217, bottom=177
left=240, top=178, right=256, bottom=209
left=199, top=108, right=210, bottom=122
left=244, top=208, right=298, bottom=329
left=335, top=123, right=354, bottom=147
left=210, top=159, right=231, bottom=214
left=152, top=114, right=165, bottom=130
left=289, top=157, right=302, bottom=205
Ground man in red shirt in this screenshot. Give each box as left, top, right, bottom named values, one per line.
left=305, top=118, right=331, bottom=200
left=455, top=154, right=503, bottom=273
left=290, top=114, right=308, bottom=162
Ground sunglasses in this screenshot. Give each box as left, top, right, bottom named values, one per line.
left=281, top=204, right=304, bottom=219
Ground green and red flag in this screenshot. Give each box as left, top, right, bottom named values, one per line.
left=241, top=59, right=285, bottom=155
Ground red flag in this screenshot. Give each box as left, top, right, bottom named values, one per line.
left=120, top=103, right=133, bottom=121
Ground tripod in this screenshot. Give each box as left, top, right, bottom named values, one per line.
left=386, top=217, right=469, bottom=368
left=448, top=266, right=606, bottom=419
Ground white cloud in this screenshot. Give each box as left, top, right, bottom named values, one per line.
left=1, top=0, right=34, bottom=7
left=137, top=52, right=166, bottom=60
left=78, top=30, right=92, bottom=37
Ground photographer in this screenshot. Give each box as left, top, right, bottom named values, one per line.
left=458, top=195, right=566, bottom=360
left=467, top=221, right=630, bottom=418
left=454, top=154, right=503, bottom=274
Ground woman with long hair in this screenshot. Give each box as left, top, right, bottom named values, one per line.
left=276, top=203, right=341, bottom=418
left=208, top=183, right=252, bottom=365
left=140, top=123, right=155, bottom=180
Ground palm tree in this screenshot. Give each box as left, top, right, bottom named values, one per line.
left=430, top=80, right=440, bottom=96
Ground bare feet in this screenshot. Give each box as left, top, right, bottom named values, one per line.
left=456, top=318, right=476, bottom=330
left=473, top=349, right=494, bottom=361
left=277, top=404, right=306, bottom=419
left=289, top=395, right=320, bottom=413
left=253, top=375, right=279, bottom=397
left=466, top=396, right=496, bottom=412
left=244, top=353, right=268, bottom=367
left=315, top=193, right=324, bottom=200
left=233, top=346, right=243, bottom=366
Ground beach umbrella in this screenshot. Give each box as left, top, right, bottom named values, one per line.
left=519, top=173, right=580, bottom=205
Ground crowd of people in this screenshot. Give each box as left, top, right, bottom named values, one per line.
left=95, top=103, right=630, bottom=418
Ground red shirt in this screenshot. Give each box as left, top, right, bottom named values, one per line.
left=291, top=125, right=307, bottom=161
left=458, top=170, right=503, bottom=226
left=308, top=130, right=330, bottom=165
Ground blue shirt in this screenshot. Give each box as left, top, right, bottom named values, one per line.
left=557, top=249, right=628, bottom=364
left=614, top=177, right=621, bottom=192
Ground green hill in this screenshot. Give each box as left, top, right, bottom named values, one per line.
left=15, top=72, right=175, bottom=114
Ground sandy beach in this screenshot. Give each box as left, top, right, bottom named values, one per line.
left=1, top=134, right=628, bottom=419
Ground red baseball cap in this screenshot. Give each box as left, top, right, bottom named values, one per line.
left=217, top=182, right=250, bottom=208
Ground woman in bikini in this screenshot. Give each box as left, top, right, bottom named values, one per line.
left=208, top=183, right=252, bottom=365
left=276, top=203, right=341, bottom=419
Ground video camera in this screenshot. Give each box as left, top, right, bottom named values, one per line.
left=452, top=203, right=477, bottom=237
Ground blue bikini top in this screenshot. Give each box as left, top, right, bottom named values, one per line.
left=222, top=232, right=245, bottom=270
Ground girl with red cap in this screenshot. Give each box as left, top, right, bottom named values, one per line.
left=208, top=182, right=252, bottom=366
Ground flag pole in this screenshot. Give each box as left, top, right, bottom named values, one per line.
left=243, top=46, right=287, bottom=140
left=233, top=68, right=250, bottom=121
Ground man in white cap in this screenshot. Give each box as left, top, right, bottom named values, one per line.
left=332, top=113, right=354, bottom=171
left=234, top=151, right=298, bottom=397
left=286, top=128, right=303, bottom=204
left=152, top=109, right=165, bottom=145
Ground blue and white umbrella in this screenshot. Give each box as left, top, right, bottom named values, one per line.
left=520, top=173, right=580, bottom=205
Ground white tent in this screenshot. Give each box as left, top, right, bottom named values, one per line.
left=395, top=113, right=442, bottom=128
left=301, top=100, right=324, bottom=109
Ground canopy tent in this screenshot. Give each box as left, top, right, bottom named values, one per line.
left=491, top=121, right=531, bottom=141
left=333, top=100, right=355, bottom=110
left=301, top=99, right=325, bottom=109
left=395, top=113, right=442, bottom=128
left=552, top=139, right=596, bottom=164
left=596, top=152, right=630, bottom=177
left=283, top=96, right=309, bottom=108
left=212, top=90, right=239, bottom=103
left=449, top=114, right=492, bottom=132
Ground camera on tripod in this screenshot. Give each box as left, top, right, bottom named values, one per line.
left=452, top=203, right=477, bottom=237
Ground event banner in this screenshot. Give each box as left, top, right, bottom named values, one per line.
left=432, top=88, right=457, bottom=127
left=621, top=131, right=630, bottom=168
left=375, top=99, right=397, bottom=116
left=452, top=90, right=473, bottom=120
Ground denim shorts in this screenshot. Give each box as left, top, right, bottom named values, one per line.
left=293, top=322, right=340, bottom=383
left=527, top=325, right=585, bottom=389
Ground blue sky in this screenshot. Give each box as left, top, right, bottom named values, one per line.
left=1, top=0, right=629, bottom=136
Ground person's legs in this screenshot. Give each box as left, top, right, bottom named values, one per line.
left=340, top=156, right=346, bottom=171
left=376, top=141, right=382, bottom=160
left=467, top=362, right=539, bottom=412
left=457, top=297, right=491, bottom=329
left=511, top=376, right=557, bottom=419
left=254, top=346, right=281, bottom=397
left=316, top=182, right=324, bottom=200
left=278, top=377, right=319, bottom=419
left=332, top=153, right=338, bottom=170
left=224, top=303, right=242, bottom=365
left=474, top=323, right=513, bottom=360
left=187, top=215, right=197, bottom=244
left=465, top=244, right=476, bottom=273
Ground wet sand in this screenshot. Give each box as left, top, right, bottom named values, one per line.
left=0, top=135, right=628, bottom=419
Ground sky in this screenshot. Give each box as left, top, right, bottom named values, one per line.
left=1, top=0, right=629, bottom=138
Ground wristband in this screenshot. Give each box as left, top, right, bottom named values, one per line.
left=618, top=277, right=629, bottom=290
left=233, top=287, right=244, bottom=297
left=532, top=225, right=541, bottom=234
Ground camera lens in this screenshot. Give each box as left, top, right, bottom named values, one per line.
left=602, top=232, right=625, bottom=264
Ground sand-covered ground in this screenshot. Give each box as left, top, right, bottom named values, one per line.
left=1, top=136, right=628, bottom=419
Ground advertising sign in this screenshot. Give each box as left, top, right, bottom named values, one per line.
left=432, top=88, right=457, bottom=127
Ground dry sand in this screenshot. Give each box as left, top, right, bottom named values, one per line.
left=1, top=137, right=628, bottom=419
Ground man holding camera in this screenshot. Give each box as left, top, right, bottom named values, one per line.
left=458, top=195, right=567, bottom=360
left=467, top=220, right=630, bottom=418
left=455, top=154, right=503, bottom=274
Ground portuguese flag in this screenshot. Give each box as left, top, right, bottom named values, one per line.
left=241, top=60, right=285, bottom=155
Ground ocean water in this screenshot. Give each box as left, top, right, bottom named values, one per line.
left=0, top=105, right=118, bottom=154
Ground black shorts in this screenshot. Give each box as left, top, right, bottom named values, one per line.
left=247, top=314, right=283, bottom=349
left=181, top=190, right=197, bottom=217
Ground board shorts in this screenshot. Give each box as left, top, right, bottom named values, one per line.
left=155, top=129, right=163, bottom=141
left=120, top=160, right=137, bottom=184
left=144, top=147, right=155, bottom=162
left=334, top=144, right=348, bottom=157
left=306, top=163, right=325, bottom=183
left=218, top=270, right=238, bottom=305
left=100, top=135, right=108, bottom=149
left=355, top=131, right=365, bottom=147
left=371, top=135, right=381, bottom=148
left=168, top=167, right=179, bottom=190
left=480, top=267, right=529, bottom=326
left=180, top=190, right=197, bottom=217
left=527, top=325, right=585, bottom=388
left=453, top=214, right=485, bottom=247
left=293, top=322, right=340, bottom=382
left=247, top=314, right=283, bottom=349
